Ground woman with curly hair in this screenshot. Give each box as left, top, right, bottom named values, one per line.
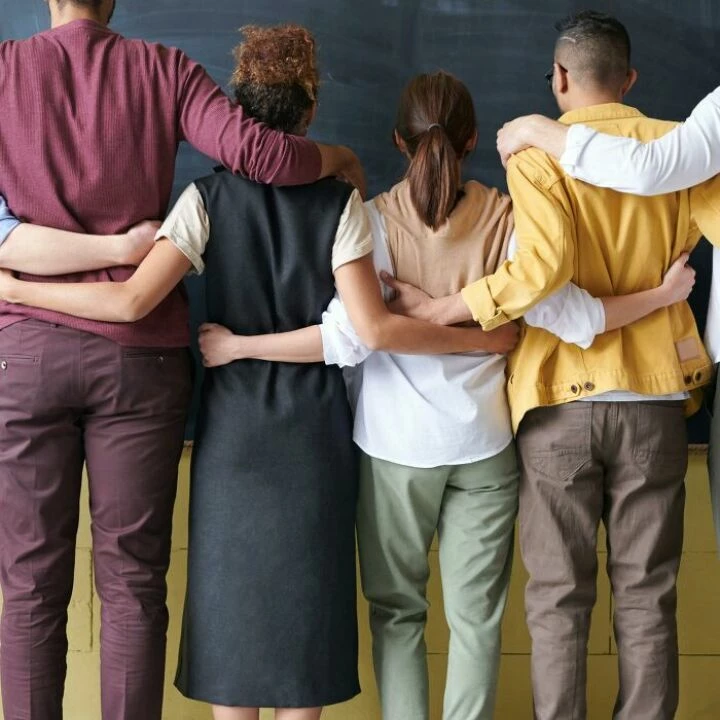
left=197, top=71, right=696, bottom=720
left=0, top=24, right=518, bottom=720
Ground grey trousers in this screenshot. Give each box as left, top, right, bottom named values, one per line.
left=356, top=444, right=519, bottom=720
left=516, top=401, right=687, bottom=720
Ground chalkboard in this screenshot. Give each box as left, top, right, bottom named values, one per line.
left=2, top=0, right=719, bottom=441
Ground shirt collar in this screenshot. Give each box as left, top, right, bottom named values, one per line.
left=559, top=103, right=646, bottom=125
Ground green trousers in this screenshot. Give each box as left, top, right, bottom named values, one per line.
left=357, top=443, right=519, bottom=720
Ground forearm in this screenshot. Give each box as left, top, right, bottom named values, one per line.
left=413, top=292, right=473, bottom=326
left=2, top=276, right=144, bottom=322
left=0, top=240, right=191, bottom=322
left=601, top=287, right=667, bottom=332
left=0, top=225, right=129, bottom=275
left=560, top=89, right=720, bottom=195
left=364, top=312, right=500, bottom=355
left=240, top=327, right=324, bottom=363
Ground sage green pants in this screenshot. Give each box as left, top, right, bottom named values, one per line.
left=356, top=443, right=519, bottom=720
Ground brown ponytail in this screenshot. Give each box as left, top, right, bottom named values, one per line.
left=395, top=72, right=477, bottom=231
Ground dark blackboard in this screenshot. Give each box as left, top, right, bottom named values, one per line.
left=2, top=0, right=719, bottom=441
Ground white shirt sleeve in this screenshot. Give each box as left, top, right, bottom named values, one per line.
left=508, top=232, right=606, bottom=349
left=320, top=200, right=393, bottom=367
left=155, top=183, right=209, bottom=274
left=560, top=86, right=720, bottom=195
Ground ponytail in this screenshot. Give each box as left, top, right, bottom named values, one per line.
left=406, top=125, right=460, bottom=232
left=395, top=72, right=477, bottom=231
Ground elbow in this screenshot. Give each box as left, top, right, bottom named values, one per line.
left=354, top=321, right=391, bottom=352
left=115, top=292, right=151, bottom=323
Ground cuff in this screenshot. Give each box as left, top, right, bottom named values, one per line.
left=319, top=313, right=370, bottom=368
left=460, top=279, right=509, bottom=330
left=0, top=218, right=21, bottom=247
left=559, top=124, right=597, bottom=176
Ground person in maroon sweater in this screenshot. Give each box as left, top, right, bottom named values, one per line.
left=0, top=1, right=364, bottom=719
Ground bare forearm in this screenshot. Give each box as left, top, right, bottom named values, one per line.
left=423, top=292, right=473, bottom=326
left=364, top=313, right=498, bottom=355
left=2, top=276, right=143, bottom=322
left=601, top=287, right=666, bottom=332
left=0, top=225, right=128, bottom=275
left=240, top=327, right=324, bottom=363
left=0, top=240, right=191, bottom=322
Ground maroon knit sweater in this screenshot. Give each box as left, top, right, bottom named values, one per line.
left=0, top=20, right=322, bottom=346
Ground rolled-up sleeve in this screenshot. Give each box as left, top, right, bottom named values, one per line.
left=524, top=284, right=605, bottom=349
left=331, top=190, right=374, bottom=272
left=0, top=195, right=21, bottom=247
left=460, top=153, right=576, bottom=330
left=320, top=297, right=372, bottom=368
left=506, top=230, right=605, bottom=348
left=155, top=183, right=209, bottom=274
left=177, top=54, right=321, bottom=185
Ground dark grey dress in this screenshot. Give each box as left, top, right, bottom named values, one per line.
left=175, top=172, right=360, bottom=708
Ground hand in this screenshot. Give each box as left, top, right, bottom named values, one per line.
left=122, top=220, right=162, bottom=266
left=659, top=253, right=696, bottom=305
left=336, top=146, right=367, bottom=200
left=381, top=272, right=434, bottom=320
left=198, top=323, right=242, bottom=367
left=480, top=322, right=520, bottom=354
left=496, top=115, right=535, bottom=168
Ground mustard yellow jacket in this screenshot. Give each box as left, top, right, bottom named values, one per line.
left=461, top=103, right=720, bottom=431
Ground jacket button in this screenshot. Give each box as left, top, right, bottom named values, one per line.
left=0, top=361, right=6, bottom=371
left=584, top=382, right=595, bottom=391
left=570, top=384, right=579, bottom=394
left=684, top=375, right=693, bottom=384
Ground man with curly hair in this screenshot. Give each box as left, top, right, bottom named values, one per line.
left=0, top=2, right=364, bottom=720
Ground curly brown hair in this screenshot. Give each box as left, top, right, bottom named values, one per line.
left=230, top=25, right=319, bottom=135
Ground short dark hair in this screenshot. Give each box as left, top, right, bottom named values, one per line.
left=554, top=10, right=631, bottom=90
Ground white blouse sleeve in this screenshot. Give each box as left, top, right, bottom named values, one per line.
left=508, top=232, right=606, bottom=349
left=320, top=200, right=393, bottom=367
left=560, top=86, right=720, bottom=196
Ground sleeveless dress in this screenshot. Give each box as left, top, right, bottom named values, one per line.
left=175, top=172, right=360, bottom=708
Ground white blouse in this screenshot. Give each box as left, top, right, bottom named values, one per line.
left=320, top=201, right=606, bottom=468
left=558, top=85, right=720, bottom=361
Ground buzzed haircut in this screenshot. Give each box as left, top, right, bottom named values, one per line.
left=554, top=10, right=631, bottom=91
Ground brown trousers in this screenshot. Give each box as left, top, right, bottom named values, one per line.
left=516, top=401, right=687, bottom=720
left=0, top=320, right=192, bottom=720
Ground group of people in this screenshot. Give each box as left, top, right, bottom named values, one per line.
left=0, top=2, right=719, bottom=720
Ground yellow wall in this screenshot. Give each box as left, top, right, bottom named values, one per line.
left=1, top=449, right=719, bottom=719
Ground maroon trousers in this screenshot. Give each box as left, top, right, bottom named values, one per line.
left=0, top=321, right=192, bottom=720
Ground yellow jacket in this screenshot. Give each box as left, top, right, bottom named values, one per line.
left=461, top=103, right=720, bottom=431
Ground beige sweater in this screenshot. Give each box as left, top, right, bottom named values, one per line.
left=374, top=179, right=515, bottom=307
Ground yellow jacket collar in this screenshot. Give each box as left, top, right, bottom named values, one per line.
left=559, top=103, right=645, bottom=125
